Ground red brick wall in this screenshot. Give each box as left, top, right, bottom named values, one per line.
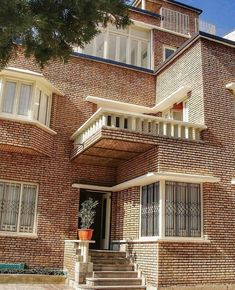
left=0, top=46, right=156, bottom=268
left=110, top=38, right=235, bottom=289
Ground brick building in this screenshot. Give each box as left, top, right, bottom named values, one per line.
left=0, top=0, right=234, bottom=289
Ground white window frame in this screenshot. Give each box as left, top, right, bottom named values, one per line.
left=162, top=98, right=189, bottom=122
left=163, top=45, right=177, bottom=61
left=139, top=180, right=204, bottom=242
left=79, top=25, right=152, bottom=69
left=139, top=183, right=160, bottom=241
left=0, top=179, right=38, bottom=237
left=0, top=76, right=52, bottom=127
left=0, top=77, right=35, bottom=120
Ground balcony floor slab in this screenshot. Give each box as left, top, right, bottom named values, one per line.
left=71, top=127, right=157, bottom=167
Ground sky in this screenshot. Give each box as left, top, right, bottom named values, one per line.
left=179, top=0, right=235, bottom=36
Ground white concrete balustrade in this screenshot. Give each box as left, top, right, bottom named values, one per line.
left=71, top=108, right=207, bottom=146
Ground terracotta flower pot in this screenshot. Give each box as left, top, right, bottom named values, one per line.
left=78, top=229, right=94, bottom=240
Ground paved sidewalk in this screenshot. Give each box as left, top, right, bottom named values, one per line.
left=0, top=285, right=73, bottom=290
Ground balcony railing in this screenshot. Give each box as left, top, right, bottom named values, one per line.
left=195, top=19, right=216, bottom=35
left=160, top=7, right=216, bottom=36
left=71, top=108, right=207, bottom=146
left=160, top=7, right=190, bottom=35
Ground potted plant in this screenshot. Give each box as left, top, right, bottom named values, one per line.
left=78, top=198, right=99, bottom=240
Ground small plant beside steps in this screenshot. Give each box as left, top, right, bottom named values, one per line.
left=78, top=198, right=98, bottom=240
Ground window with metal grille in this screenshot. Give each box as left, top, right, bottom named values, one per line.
left=165, top=181, right=201, bottom=237
left=141, top=182, right=159, bottom=237
left=0, top=181, right=38, bottom=235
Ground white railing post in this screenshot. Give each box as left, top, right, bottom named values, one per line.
left=72, top=108, right=206, bottom=147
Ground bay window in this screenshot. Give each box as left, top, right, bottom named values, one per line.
left=0, top=78, right=52, bottom=126
left=78, top=25, right=151, bottom=69
left=0, top=181, right=38, bottom=235
left=141, top=182, right=160, bottom=237
left=141, top=181, right=202, bottom=239
left=165, top=182, right=201, bottom=237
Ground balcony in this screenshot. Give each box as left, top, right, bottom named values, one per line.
left=71, top=108, right=206, bottom=167
left=160, top=7, right=216, bottom=36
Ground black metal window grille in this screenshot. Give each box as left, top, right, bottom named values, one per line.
left=165, top=181, right=201, bottom=237
left=141, top=182, right=159, bottom=237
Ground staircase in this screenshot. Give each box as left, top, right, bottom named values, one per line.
left=78, top=250, right=146, bottom=290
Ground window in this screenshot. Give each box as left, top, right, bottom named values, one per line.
left=81, top=25, right=151, bottom=69
left=140, top=181, right=202, bottom=239
left=163, top=100, right=189, bottom=122
left=163, top=46, right=177, bottom=61
left=165, top=181, right=201, bottom=237
left=34, top=88, right=50, bottom=125
left=1, top=81, right=33, bottom=117
left=141, top=182, right=159, bottom=237
left=0, top=181, right=38, bottom=235
left=0, top=78, right=52, bottom=126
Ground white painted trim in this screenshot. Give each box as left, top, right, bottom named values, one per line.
left=132, top=20, right=191, bottom=39
left=141, top=0, right=146, bottom=10
left=112, top=237, right=210, bottom=243
left=0, top=114, right=57, bottom=135
left=73, top=172, right=220, bottom=192
left=100, top=192, right=111, bottom=249
left=0, top=232, right=38, bottom=238
left=86, top=96, right=153, bottom=114
left=163, top=45, right=177, bottom=61
left=154, top=86, right=191, bottom=111
left=85, top=86, right=191, bottom=114
left=0, top=179, right=38, bottom=236
left=231, top=179, right=235, bottom=185
left=1, top=67, right=63, bottom=96
left=226, top=82, right=235, bottom=94
left=159, top=180, right=165, bottom=238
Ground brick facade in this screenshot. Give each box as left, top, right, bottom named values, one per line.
left=0, top=1, right=234, bottom=290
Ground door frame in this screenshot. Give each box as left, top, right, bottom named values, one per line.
left=82, top=190, right=111, bottom=249
left=100, top=192, right=111, bottom=249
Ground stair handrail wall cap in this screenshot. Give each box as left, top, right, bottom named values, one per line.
left=64, top=239, right=95, bottom=243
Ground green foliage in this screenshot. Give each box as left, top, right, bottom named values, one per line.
left=0, top=268, right=65, bottom=275
left=78, top=197, right=99, bottom=229
left=0, top=0, right=131, bottom=68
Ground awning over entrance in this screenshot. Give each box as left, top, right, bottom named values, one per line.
left=72, top=172, right=220, bottom=192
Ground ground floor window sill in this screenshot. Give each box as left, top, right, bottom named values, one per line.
left=112, top=238, right=210, bottom=244
left=0, top=232, right=38, bottom=239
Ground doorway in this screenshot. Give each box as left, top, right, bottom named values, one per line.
left=79, top=190, right=111, bottom=249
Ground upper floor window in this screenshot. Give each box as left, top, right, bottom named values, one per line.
left=78, top=25, right=151, bottom=69
left=163, top=46, right=177, bottom=61
left=163, top=99, right=188, bottom=122
left=0, top=77, right=52, bottom=126
left=0, top=180, right=38, bottom=235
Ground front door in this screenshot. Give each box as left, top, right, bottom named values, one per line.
left=79, top=190, right=111, bottom=249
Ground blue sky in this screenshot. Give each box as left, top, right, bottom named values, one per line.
left=179, top=0, right=235, bottom=36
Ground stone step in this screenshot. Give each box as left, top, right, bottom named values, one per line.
left=78, top=286, right=146, bottom=290
left=93, top=271, right=138, bottom=278
left=91, top=258, right=129, bottom=265
left=86, top=278, right=142, bottom=286
left=93, top=264, right=134, bottom=272
left=87, top=277, right=142, bottom=287
left=90, top=250, right=126, bottom=259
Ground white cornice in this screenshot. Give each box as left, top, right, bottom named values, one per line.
left=1, top=67, right=63, bottom=96
left=86, top=86, right=191, bottom=114
left=72, top=172, right=220, bottom=192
